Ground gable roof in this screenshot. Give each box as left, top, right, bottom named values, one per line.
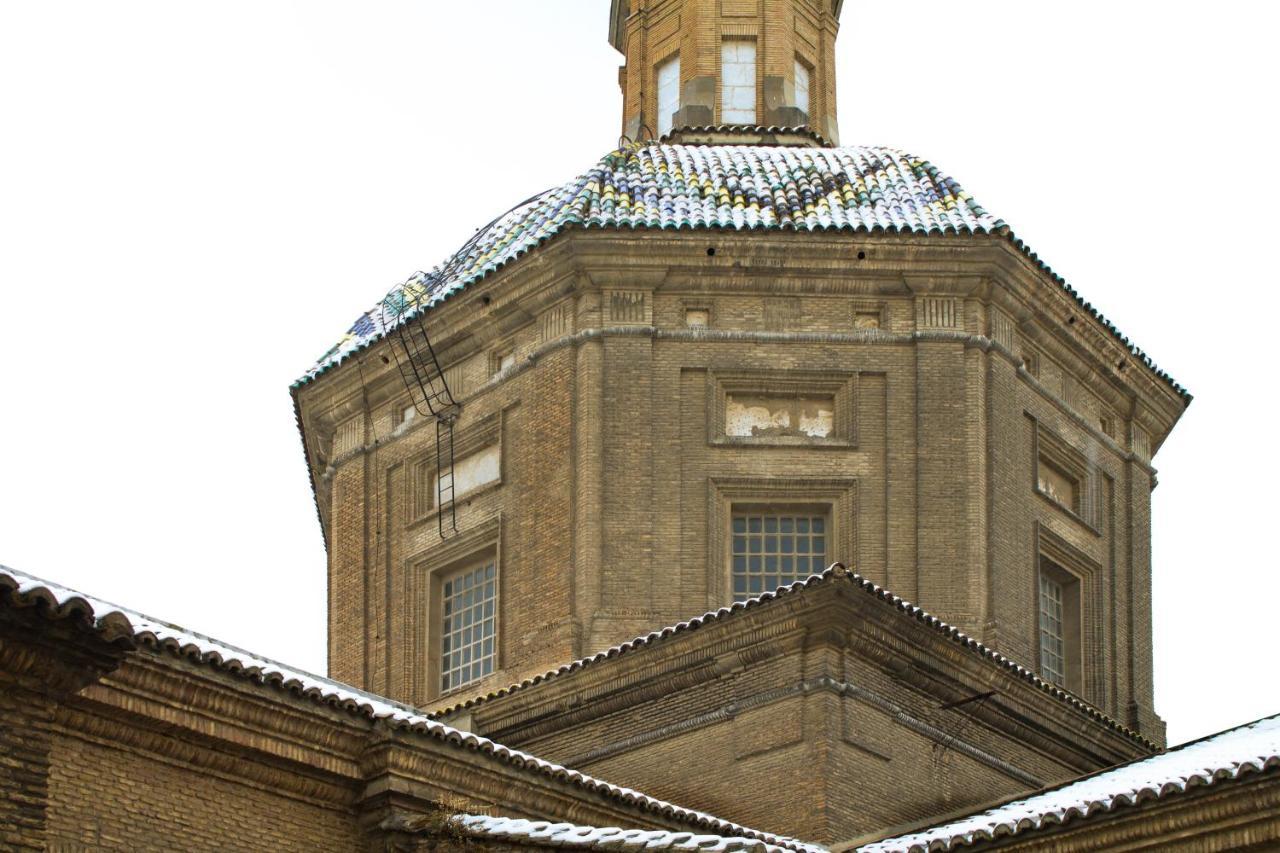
left=435, top=565, right=1153, bottom=751
left=0, top=564, right=819, bottom=852
left=858, top=712, right=1280, bottom=852
left=294, top=141, right=1188, bottom=402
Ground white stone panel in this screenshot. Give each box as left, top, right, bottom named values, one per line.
left=656, top=55, right=680, bottom=137
left=438, top=444, right=501, bottom=499
left=795, top=59, right=810, bottom=116
left=720, top=40, right=756, bottom=124
left=726, top=394, right=833, bottom=438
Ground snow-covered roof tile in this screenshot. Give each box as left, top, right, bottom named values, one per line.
left=434, top=565, right=1152, bottom=751
left=450, top=814, right=809, bottom=851
left=294, top=141, right=1187, bottom=402
left=0, top=564, right=816, bottom=852
left=858, top=713, right=1280, bottom=852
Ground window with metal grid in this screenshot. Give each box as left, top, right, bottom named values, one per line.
left=1039, top=573, right=1067, bottom=686
left=731, top=512, right=827, bottom=602
left=440, top=561, right=496, bottom=693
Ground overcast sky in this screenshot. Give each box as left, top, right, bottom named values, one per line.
left=1, top=1, right=1275, bottom=747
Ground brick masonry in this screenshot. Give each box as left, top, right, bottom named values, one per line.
left=297, top=231, right=1185, bottom=750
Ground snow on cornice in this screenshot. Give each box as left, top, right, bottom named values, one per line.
left=450, top=814, right=812, bottom=851
left=858, top=713, right=1280, bottom=852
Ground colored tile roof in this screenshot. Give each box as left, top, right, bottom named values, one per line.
left=0, top=565, right=817, bottom=851
left=858, top=713, right=1280, bottom=852
left=449, top=814, right=806, bottom=851
left=294, top=141, right=1188, bottom=402
left=435, top=565, right=1154, bottom=751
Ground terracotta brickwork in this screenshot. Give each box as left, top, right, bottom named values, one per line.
left=440, top=572, right=1152, bottom=844
left=609, top=0, right=841, bottom=142
left=0, top=609, right=126, bottom=851
left=297, top=230, right=1185, bottom=744
left=0, top=589, right=761, bottom=851
left=46, top=734, right=360, bottom=852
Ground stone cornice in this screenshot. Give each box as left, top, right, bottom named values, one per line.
left=298, top=229, right=1185, bottom=495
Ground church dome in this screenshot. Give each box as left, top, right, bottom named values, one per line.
left=297, top=140, right=1185, bottom=401
left=300, top=142, right=1005, bottom=385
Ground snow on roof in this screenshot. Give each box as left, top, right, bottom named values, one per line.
left=294, top=141, right=1187, bottom=402
left=0, top=564, right=817, bottom=852
left=451, top=814, right=808, bottom=851
left=858, top=713, right=1280, bottom=852
left=435, top=566, right=1151, bottom=750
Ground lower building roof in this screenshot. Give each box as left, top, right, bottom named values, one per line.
left=435, top=565, right=1152, bottom=751
left=857, top=712, right=1280, bottom=852
left=447, top=814, right=797, bottom=851
left=0, top=564, right=819, bottom=852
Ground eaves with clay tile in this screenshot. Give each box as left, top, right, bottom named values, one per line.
left=0, top=565, right=821, bottom=852
left=434, top=564, right=1154, bottom=760
left=855, top=712, right=1280, bottom=852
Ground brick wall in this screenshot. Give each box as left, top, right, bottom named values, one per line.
left=45, top=734, right=360, bottom=852
left=306, top=232, right=1182, bottom=746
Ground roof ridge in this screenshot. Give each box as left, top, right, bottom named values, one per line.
left=432, top=565, right=1154, bottom=750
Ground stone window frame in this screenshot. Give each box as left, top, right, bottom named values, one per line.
left=707, top=369, right=858, bottom=449
left=708, top=477, right=856, bottom=606
left=1031, top=418, right=1100, bottom=534
left=407, top=515, right=502, bottom=705
left=407, top=414, right=502, bottom=527
left=1034, top=524, right=1102, bottom=702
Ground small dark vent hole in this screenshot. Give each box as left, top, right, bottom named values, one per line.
left=1067, top=316, right=1076, bottom=325
left=706, top=247, right=716, bottom=256
left=380, top=356, right=390, bottom=365
left=856, top=250, right=866, bottom=260
left=481, top=295, right=492, bottom=306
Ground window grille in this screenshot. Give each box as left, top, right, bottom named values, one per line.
left=1039, top=573, right=1067, bottom=686
left=731, top=513, right=826, bottom=601
left=441, top=561, right=497, bottom=692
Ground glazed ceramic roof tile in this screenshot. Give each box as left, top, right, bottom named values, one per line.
left=294, top=142, right=1187, bottom=401
left=434, top=565, right=1153, bottom=751
left=450, top=814, right=808, bottom=851
left=858, top=713, right=1280, bottom=852
left=0, top=565, right=816, bottom=852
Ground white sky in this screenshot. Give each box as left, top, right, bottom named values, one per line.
left=1, top=1, right=1275, bottom=748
